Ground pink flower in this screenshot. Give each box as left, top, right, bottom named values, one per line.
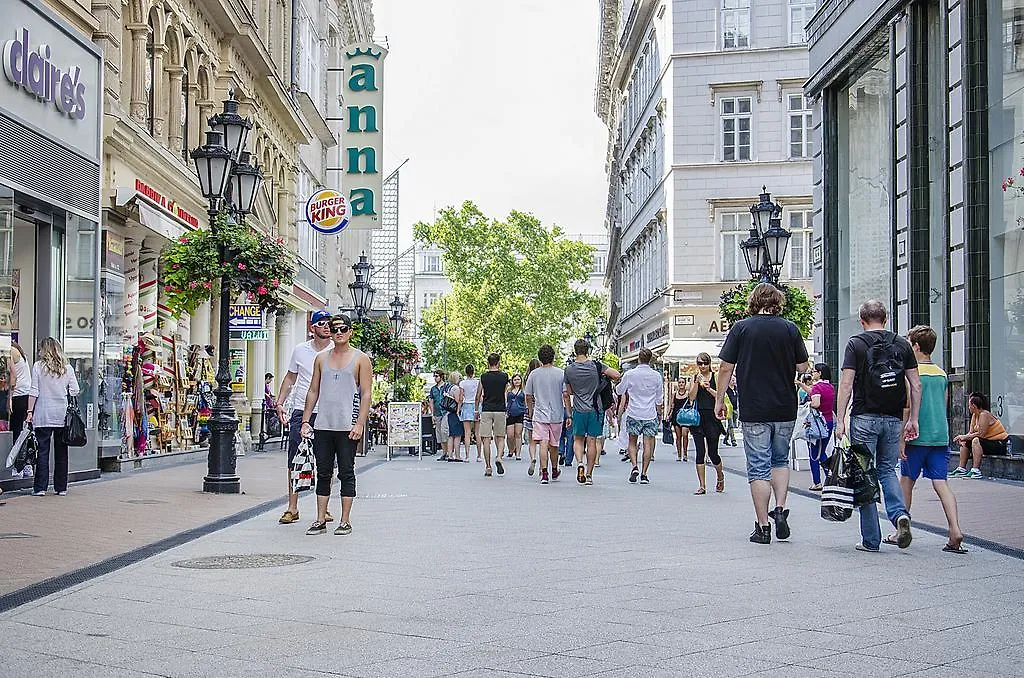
left=179, top=236, right=189, bottom=244
left=189, top=281, right=198, bottom=289
left=1019, top=167, right=1024, bottom=177
left=271, top=279, right=280, bottom=287
left=1010, top=177, right=1016, bottom=186
left=203, top=282, right=212, bottom=289
left=164, top=285, right=173, bottom=292
left=276, top=237, right=284, bottom=244
left=257, top=285, right=268, bottom=295
left=246, top=292, right=255, bottom=301
left=1004, top=182, right=1009, bottom=192
left=238, top=263, right=247, bottom=270
left=172, top=263, right=180, bottom=270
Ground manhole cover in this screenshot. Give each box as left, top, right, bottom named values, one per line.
left=0, top=533, right=37, bottom=540
left=122, top=499, right=168, bottom=505
left=171, top=554, right=315, bottom=569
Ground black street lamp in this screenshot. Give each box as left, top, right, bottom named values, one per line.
left=389, top=295, right=406, bottom=398
left=348, top=253, right=375, bottom=322
left=742, top=186, right=792, bottom=286
left=190, top=93, right=263, bottom=494
left=595, top=316, right=607, bottom=353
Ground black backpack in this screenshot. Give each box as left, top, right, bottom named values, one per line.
left=593, top=360, right=614, bottom=413
left=859, top=333, right=907, bottom=413
left=439, top=384, right=459, bottom=413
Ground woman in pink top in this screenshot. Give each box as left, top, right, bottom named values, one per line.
left=807, top=363, right=836, bottom=491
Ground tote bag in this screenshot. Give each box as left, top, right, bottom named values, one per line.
left=62, top=387, right=88, bottom=447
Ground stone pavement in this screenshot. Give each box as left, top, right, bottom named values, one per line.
left=2, top=444, right=1024, bottom=677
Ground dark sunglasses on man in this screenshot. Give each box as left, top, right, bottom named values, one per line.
left=330, top=324, right=352, bottom=334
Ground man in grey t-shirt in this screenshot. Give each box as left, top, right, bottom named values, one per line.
left=564, top=339, right=620, bottom=485
left=524, top=344, right=566, bottom=485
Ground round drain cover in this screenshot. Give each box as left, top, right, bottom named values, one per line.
left=171, top=554, right=314, bottom=569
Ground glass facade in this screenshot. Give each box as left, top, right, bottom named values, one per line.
left=836, top=54, right=893, bottom=341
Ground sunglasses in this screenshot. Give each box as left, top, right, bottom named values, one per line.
left=331, top=325, right=352, bottom=334
left=697, top=361, right=710, bottom=366
left=313, top=320, right=330, bottom=327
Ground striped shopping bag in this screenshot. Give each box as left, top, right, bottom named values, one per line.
left=291, top=437, right=315, bottom=494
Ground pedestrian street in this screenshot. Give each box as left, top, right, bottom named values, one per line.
left=1, top=444, right=1023, bottom=678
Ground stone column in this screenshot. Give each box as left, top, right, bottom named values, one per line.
left=191, top=300, right=211, bottom=347
left=127, top=24, right=149, bottom=124
left=186, top=83, right=201, bottom=155
left=166, top=65, right=184, bottom=156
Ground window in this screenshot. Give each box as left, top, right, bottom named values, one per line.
left=593, top=254, right=606, bottom=275
left=299, top=18, right=322, bottom=107
left=421, top=254, right=441, bottom=273
left=180, top=67, right=189, bottom=163
left=720, top=213, right=751, bottom=281
left=786, top=210, right=812, bottom=279
left=421, top=291, right=441, bottom=310
left=788, top=94, right=813, bottom=158
left=722, top=0, right=750, bottom=49
left=145, top=26, right=155, bottom=134
left=721, top=97, right=752, bottom=161
left=295, top=172, right=320, bottom=270
left=788, top=0, right=815, bottom=45
left=1004, top=9, right=1024, bottom=74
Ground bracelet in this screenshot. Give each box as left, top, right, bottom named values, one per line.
left=302, top=420, right=310, bottom=425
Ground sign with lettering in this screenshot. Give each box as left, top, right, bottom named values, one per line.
left=646, top=324, right=670, bottom=347
left=134, top=179, right=200, bottom=228
left=230, top=329, right=269, bottom=342
left=305, top=189, right=349, bottom=234
left=341, top=42, right=388, bottom=230
left=229, top=304, right=263, bottom=330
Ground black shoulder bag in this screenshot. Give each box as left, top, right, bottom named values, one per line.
left=62, top=386, right=88, bottom=447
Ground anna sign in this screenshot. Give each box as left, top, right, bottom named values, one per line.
left=340, top=42, right=388, bottom=230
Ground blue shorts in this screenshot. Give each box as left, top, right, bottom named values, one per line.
left=901, top=444, right=949, bottom=481
left=742, top=420, right=795, bottom=482
left=571, top=410, right=604, bottom=438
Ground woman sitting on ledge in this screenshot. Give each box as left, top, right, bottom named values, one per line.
left=952, top=392, right=1008, bottom=480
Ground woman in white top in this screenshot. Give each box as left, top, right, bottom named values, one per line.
left=27, top=337, right=80, bottom=496
left=459, top=364, right=481, bottom=462
left=8, top=341, right=31, bottom=441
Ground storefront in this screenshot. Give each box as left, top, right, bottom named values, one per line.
left=0, top=0, right=103, bottom=488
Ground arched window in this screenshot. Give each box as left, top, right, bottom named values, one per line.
left=180, top=66, right=189, bottom=162
left=145, top=23, right=155, bottom=134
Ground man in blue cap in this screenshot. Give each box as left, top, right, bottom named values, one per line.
left=275, top=310, right=334, bottom=524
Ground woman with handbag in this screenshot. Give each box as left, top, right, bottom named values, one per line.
left=26, top=337, right=80, bottom=496
left=668, top=376, right=690, bottom=462
left=505, top=374, right=527, bottom=463
left=8, top=341, right=31, bottom=443
left=687, top=353, right=726, bottom=495
left=807, top=363, right=836, bottom=491
left=444, top=372, right=466, bottom=462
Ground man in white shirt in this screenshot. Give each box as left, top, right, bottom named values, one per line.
left=615, top=348, right=664, bottom=484
left=275, top=310, right=333, bottom=524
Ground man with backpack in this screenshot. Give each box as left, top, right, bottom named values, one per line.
left=835, top=300, right=922, bottom=553
left=564, top=339, right=620, bottom=485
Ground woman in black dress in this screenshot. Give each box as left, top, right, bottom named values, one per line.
left=686, top=353, right=726, bottom=495
left=668, top=376, right=690, bottom=462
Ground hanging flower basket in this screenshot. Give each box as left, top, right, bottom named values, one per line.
left=160, top=213, right=296, bottom=317
left=719, top=280, right=814, bottom=339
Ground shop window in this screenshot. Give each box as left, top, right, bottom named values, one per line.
left=721, top=97, right=752, bottom=161
left=722, top=0, right=750, bottom=50
left=720, top=212, right=751, bottom=281
left=788, top=0, right=815, bottom=45
left=788, top=94, right=813, bottom=159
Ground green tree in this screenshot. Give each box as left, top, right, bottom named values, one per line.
left=415, top=202, right=602, bottom=374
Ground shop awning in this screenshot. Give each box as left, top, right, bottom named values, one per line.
left=658, top=339, right=727, bottom=363
left=112, top=186, right=194, bottom=242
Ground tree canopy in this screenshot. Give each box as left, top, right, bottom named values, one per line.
left=414, top=201, right=602, bottom=375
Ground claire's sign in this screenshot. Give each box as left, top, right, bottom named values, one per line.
left=3, top=28, right=87, bottom=120
left=340, top=42, right=388, bottom=230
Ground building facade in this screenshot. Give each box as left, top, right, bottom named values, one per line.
left=807, top=0, right=1022, bottom=446
left=597, top=0, right=816, bottom=371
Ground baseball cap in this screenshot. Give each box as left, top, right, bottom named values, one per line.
left=310, top=310, right=332, bottom=324
left=330, top=313, right=354, bottom=330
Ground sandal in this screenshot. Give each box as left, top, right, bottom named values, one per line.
left=694, top=488, right=706, bottom=495
left=943, top=543, right=968, bottom=554
left=716, top=478, right=725, bottom=493
left=882, top=535, right=899, bottom=546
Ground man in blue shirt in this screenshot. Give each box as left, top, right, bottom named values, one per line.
left=429, top=370, right=450, bottom=461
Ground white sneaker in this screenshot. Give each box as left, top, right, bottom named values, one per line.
left=31, top=491, right=45, bottom=496
left=57, top=491, right=67, bottom=496
left=966, top=469, right=983, bottom=479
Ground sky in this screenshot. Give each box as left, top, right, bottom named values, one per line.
left=373, top=0, right=610, bottom=244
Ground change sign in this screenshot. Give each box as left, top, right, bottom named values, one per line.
left=228, top=304, right=263, bottom=330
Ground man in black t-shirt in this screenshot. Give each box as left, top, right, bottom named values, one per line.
left=835, top=299, right=921, bottom=553
left=716, top=283, right=809, bottom=545
left=478, top=353, right=511, bottom=476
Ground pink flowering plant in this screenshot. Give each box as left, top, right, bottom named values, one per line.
left=160, top=213, right=295, bottom=316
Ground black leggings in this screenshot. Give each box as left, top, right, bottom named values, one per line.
left=690, top=411, right=722, bottom=466
left=313, top=429, right=358, bottom=497
left=10, top=394, right=28, bottom=442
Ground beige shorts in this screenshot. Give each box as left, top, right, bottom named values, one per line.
left=478, top=411, right=507, bottom=438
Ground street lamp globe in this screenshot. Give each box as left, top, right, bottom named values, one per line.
left=208, top=95, right=252, bottom=162
left=230, top=151, right=263, bottom=216
left=762, top=208, right=791, bottom=270
left=749, top=185, right=775, bottom=238
left=740, top=230, right=766, bottom=279
left=595, top=316, right=607, bottom=335
left=191, top=130, right=233, bottom=201
left=352, top=253, right=373, bottom=286
left=389, top=295, right=406, bottom=337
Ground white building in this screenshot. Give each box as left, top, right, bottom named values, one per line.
left=596, top=0, right=815, bottom=370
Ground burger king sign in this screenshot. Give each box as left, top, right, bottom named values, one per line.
left=305, top=189, right=350, bottom=234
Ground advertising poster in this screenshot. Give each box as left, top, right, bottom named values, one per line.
left=387, top=402, right=421, bottom=449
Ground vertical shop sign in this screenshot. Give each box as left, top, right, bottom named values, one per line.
left=123, top=247, right=140, bottom=341
left=340, top=42, right=388, bottom=230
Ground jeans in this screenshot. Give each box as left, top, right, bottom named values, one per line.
left=34, top=426, right=68, bottom=494
left=808, top=419, right=835, bottom=485
left=850, top=414, right=908, bottom=550
left=742, top=421, right=795, bottom=481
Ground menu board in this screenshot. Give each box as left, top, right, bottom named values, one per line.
left=387, top=402, right=421, bottom=448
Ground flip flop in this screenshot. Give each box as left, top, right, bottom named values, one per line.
left=943, top=543, right=968, bottom=554
left=694, top=488, right=706, bottom=495
left=882, top=535, right=899, bottom=546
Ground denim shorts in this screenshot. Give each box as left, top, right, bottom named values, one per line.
left=742, top=420, right=795, bottom=482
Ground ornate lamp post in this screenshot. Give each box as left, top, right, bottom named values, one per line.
left=348, top=253, right=376, bottom=322
left=389, top=295, right=406, bottom=398
left=190, top=94, right=260, bottom=494
left=595, top=316, right=608, bottom=353
left=741, top=186, right=792, bottom=286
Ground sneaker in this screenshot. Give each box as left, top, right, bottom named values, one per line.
left=334, top=522, right=352, bottom=536
left=528, top=460, right=536, bottom=476
left=594, top=459, right=601, bottom=467
left=856, top=543, right=880, bottom=552
left=629, top=466, right=640, bottom=483
left=306, top=521, right=327, bottom=535
left=31, top=491, right=45, bottom=497
left=484, top=468, right=492, bottom=477
left=966, top=469, right=983, bottom=479
left=896, top=515, right=913, bottom=548
left=279, top=510, right=300, bottom=524
left=552, top=466, right=561, bottom=481
left=56, top=491, right=67, bottom=496
left=949, top=466, right=968, bottom=477
left=639, top=475, right=650, bottom=484
left=577, top=464, right=586, bottom=484
left=585, top=475, right=594, bottom=485
left=770, top=507, right=791, bottom=540
left=540, top=469, right=549, bottom=484
left=496, top=460, right=504, bottom=476
left=749, top=523, right=771, bottom=544
left=436, top=454, right=448, bottom=462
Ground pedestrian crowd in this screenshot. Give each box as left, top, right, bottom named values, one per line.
left=266, top=283, right=1005, bottom=552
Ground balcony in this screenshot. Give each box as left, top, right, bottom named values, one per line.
left=295, top=259, right=327, bottom=301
